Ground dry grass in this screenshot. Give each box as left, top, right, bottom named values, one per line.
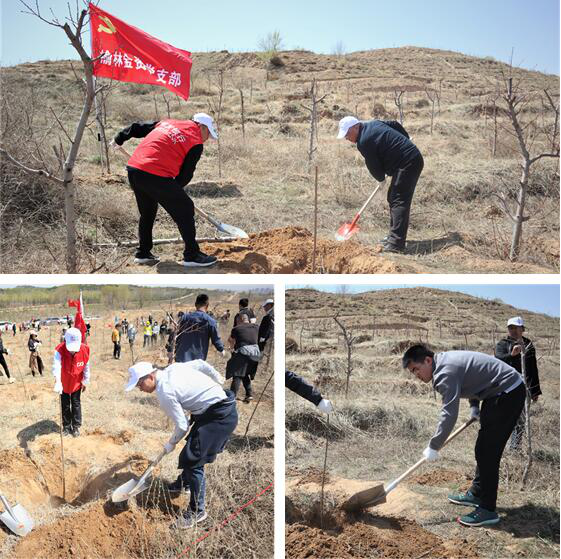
left=1, top=47, right=558, bottom=273
left=286, top=287, right=560, bottom=559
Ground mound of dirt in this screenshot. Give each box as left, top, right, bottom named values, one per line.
left=200, top=227, right=407, bottom=274
left=410, top=468, right=470, bottom=487
left=286, top=516, right=478, bottom=559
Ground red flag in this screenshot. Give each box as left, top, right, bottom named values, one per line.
left=89, top=3, right=192, bottom=100
left=68, top=293, right=87, bottom=344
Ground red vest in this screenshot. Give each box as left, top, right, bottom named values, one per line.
left=56, top=343, right=90, bottom=394
left=127, top=119, right=203, bottom=178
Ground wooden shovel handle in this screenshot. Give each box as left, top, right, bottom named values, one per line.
left=356, top=182, right=383, bottom=216
left=385, top=418, right=476, bottom=494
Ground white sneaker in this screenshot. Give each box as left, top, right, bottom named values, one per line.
left=8, top=378, right=14, bottom=384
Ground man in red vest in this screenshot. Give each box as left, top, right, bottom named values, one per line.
left=52, top=328, right=90, bottom=437
left=112, top=113, right=219, bottom=268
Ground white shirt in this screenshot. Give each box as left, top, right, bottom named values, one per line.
left=155, top=360, right=226, bottom=446
left=52, top=350, right=91, bottom=384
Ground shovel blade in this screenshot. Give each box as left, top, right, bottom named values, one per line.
left=0, top=504, right=34, bottom=536
left=335, top=222, right=359, bottom=242
left=111, top=479, right=139, bottom=503
left=217, top=222, right=249, bottom=239
left=342, top=484, right=386, bottom=512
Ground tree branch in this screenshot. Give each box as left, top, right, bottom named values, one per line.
left=0, top=147, right=64, bottom=184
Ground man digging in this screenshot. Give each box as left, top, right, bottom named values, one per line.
left=125, top=359, right=238, bottom=529
left=403, top=344, right=525, bottom=526
left=53, top=328, right=91, bottom=437
left=112, top=113, right=219, bottom=268
left=337, top=116, right=424, bottom=253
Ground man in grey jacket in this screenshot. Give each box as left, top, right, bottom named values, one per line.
left=402, top=344, right=525, bottom=527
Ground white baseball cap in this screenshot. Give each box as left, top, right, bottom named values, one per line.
left=337, top=116, right=360, bottom=139
left=193, top=113, right=218, bottom=139
left=507, top=316, right=525, bottom=328
left=262, top=299, right=274, bottom=308
left=125, top=362, right=156, bottom=391
left=64, top=327, right=82, bottom=352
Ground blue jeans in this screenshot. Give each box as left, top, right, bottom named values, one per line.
left=181, top=466, right=206, bottom=513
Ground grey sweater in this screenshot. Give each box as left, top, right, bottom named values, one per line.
left=429, top=351, right=523, bottom=450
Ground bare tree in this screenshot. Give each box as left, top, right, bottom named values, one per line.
left=0, top=1, right=99, bottom=272
left=393, top=89, right=405, bottom=124
left=424, top=87, right=440, bottom=135
left=494, top=76, right=559, bottom=260
left=257, top=30, right=284, bottom=54
left=301, top=79, right=327, bottom=171
left=520, top=341, right=533, bottom=487
left=207, top=69, right=225, bottom=178
left=333, top=315, right=356, bottom=397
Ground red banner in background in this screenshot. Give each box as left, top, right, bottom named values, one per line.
left=68, top=293, right=87, bottom=344
left=89, top=3, right=192, bottom=100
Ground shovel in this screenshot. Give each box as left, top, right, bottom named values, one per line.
left=112, top=142, right=248, bottom=239
left=111, top=449, right=166, bottom=503
left=0, top=494, right=34, bottom=536
left=342, top=418, right=476, bottom=512
left=335, top=182, right=383, bottom=241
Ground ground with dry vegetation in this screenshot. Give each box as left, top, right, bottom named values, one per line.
left=285, top=287, right=559, bottom=558
left=1, top=47, right=558, bottom=273
left=0, top=291, right=274, bottom=558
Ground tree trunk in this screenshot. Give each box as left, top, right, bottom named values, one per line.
left=509, top=161, right=530, bottom=260
left=521, top=344, right=533, bottom=487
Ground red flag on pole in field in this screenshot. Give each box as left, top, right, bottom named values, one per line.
left=89, top=3, right=192, bottom=100
left=68, top=292, right=87, bottom=344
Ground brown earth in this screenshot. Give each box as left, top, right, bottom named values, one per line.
left=410, top=467, right=470, bottom=487
left=199, top=227, right=407, bottom=274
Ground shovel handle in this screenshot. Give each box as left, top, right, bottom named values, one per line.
left=194, top=206, right=222, bottom=229
left=0, top=495, right=15, bottom=519
left=136, top=449, right=166, bottom=486
left=356, top=182, right=383, bottom=217
left=385, top=418, right=476, bottom=495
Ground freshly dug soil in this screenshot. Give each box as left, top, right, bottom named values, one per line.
left=410, top=468, right=470, bottom=487
left=200, top=227, right=407, bottom=274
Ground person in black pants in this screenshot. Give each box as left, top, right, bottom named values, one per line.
left=495, top=316, right=541, bottom=450
left=337, top=116, right=424, bottom=253
left=0, top=332, right=13, bottom=384
left=112, top=114, right=219, bottom=268
left=226, top=315, right=259, bottom=403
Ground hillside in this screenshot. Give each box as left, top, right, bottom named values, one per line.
left=285, top=287, right=559, bottom=558
left=1, top=47, right=559, bottom=273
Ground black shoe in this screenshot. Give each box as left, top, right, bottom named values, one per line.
left=167, top=479, right=189, bottom=495
left=244, top=395, right=254, bottom=403
left=182, top=252, right=217, bottom=268
left=62, top=427, right=72, bottom=436
left=379, top=235, right=390, bottom=243
left=72, top=427, right=80, bottom=437
left=134, top=252, right=160, bottom=265
left=380, top=242, right=405, bottom=254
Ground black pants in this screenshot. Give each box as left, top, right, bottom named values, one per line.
left=127, top=166, right=199, bottom=259
left=386, top=153, right=424, bottom=248
left=0, top=355, right=10, bottom=378
left=61, top=389, right=82, bottom=430
left=113, top=341, right=121, bottom=359
left=231, top=375, right=252, bottom=398
left=469, top=383, right=526, bottom=511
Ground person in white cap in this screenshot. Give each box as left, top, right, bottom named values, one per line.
left=112, top=113, right=219, bottom=268
left=124, top=359, right=238, bottom=529
left=52, top=327, right=91, bottom=437
left=495, top=316, right=541, bottom=449
left=337, top=116, right=424, bottom=253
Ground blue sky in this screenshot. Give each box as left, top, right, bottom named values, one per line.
left=1, top=0, right=559, bottom=74
left=290, top=285, right=561, bottom=317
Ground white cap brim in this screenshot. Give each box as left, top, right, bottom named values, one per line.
left=124, top=376, right=140, bottom=392
left=65, top=341, right=81, bottom=352
left=206, top=123, right=218, bottom=139
left=337, top=128, right=348, bottom=139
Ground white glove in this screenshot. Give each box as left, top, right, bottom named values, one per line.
left=423, top=446, right=439, bottom=462
left=5, top=349, right=9, bottom=355
left=109, top=139, right=119, bottom=151
left=221, top=350, right=227, bottom=357
left=317, top=399, right=333, bottom=414
left=54, top=381, right=63, bottom=395
left=163, top=442, right=176, bottom=455
left=470, top=406, right=480, bottom=420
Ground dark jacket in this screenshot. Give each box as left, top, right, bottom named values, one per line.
left=356, top=120, right=421, bottom=181
left=0, top=338, right=7, bottom=355
left=115, top=121, right=203, bottom=187
left=258, top=312, right=274, bottom=351
left=495, top=336, right=542, bottom=398
left=175, top=311, right=224, bottom=363
left=285, top=370, right=322, bottom=406
left=234, top=308, right=255, bottom=326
